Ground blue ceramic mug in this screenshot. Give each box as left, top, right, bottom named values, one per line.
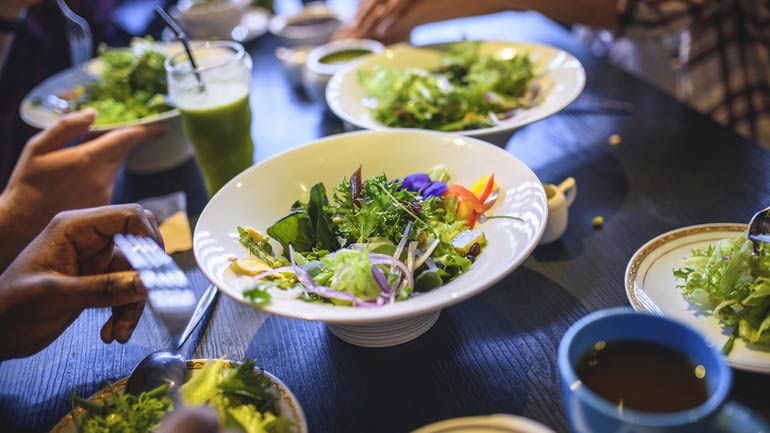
left=558, top=308, right=769, bottom=433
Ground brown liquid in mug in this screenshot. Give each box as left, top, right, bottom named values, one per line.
left=575, top=340, right=709, bottom=413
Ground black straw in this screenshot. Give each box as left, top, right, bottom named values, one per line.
left=155, top=6, right=204, bottom=91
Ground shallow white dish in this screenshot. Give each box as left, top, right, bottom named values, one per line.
left=19, top=45, right=192, bottom=173
left=176, top=0, right=250, bottom=39
left=20, top=57, right=180, bottom=132
left=49, top=359, right=307, bottom=433
left=194, top=130, right=547, bottom=347
left=164, top=5, right=271, bottom=43
left=326, top=41, right=586, bottom=146
left=625, top=223, right=770, bottom=374
left=412, top=414, right=556, bottom=433
left=268, top=2, right=341, bottom=46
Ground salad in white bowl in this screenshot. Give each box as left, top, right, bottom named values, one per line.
left=194, top=130, right=547, bottom=346
left=230, top=164, right=499, bottom=308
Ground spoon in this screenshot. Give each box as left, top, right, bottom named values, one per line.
left=748, top=207, right=770, bottom=254
left=125, top=350, right=188, bottom=396
left=124, top=284, right=219, bottom=396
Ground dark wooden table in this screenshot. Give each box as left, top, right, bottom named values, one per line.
left=3, top=8, right=770, bottom=433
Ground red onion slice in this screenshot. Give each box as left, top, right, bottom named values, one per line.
left=425, top=257, right=438, bottom=273
left=393, top=222, right=412, bottom=261
left=414, top=239, right=440, bottom=270
left=369, top=253, right=415, bottom=291
left=371, top=264, right=392, bottom=296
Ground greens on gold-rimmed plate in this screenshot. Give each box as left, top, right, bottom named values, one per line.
left=50, top=359, right=307, bottom=433
left=625, top=223, right=770, bottom=374
left=412, top=415, right=556, bottom=433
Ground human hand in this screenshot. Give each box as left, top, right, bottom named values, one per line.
left=334, top=0, right=413, bottom=42
left=157, top=406, right=236, bottom=433
left=0, top=204, right=163, bottom=360
left=335, top=0, right=510, bottom=44
left=0, top=109, right=164, bottom=270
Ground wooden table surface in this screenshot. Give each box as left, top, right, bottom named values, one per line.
left=2, top=8, right=770, bottom=433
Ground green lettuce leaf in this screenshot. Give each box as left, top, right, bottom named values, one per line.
left=266, top=210, right=315, bottom=256
left=674, top=236, right=770, bottom=353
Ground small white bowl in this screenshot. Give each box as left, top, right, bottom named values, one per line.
left=194, top=130, right=547, bottom=347
left=177, top=0, right=250, bottom=39
left=268, top=2, right=342, bottom=46
left=302, top=39, right=384, bottom=101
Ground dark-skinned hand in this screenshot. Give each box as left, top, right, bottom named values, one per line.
left=0, top=204, right=163, bottom=360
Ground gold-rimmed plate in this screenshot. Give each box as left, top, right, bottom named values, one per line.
left=412, top=415, right=555, bottom=433
left=625, top=223, right=770, bottom=374
left=50, top=359, right=307, bottom=433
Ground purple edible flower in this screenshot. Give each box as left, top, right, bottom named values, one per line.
left=402, top=173, right=431, bottom=192
left=422, top=181, right=448, bottom=198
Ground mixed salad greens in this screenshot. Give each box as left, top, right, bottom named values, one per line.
left=357, top=41, right=540, bottom=132
left=72, top=359, right=292, bottom=433
left=674, top=235, right=770, bottom=354
left=232, top=165, right=507, bottom=307
left=51, top=38, right=173, bottom=126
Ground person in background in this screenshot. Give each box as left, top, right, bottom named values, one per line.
left=0, top=0, right=126, bottom=189
left=336, top=0, right=770, bottom=148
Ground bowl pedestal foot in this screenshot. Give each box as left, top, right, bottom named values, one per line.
left=326, top=310, right=441, bottom=347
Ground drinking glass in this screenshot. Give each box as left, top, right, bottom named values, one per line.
left=166, top=41, right=254, bottom=196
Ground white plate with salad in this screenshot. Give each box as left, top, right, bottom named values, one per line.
left=194, top=130, right=547, bottom=347
left=625, top=223, right=770, bottom=374
left=20, top=38, right=192, bottom=173
left=326, top=41, right=585, bottom=145
left=20, top=38, right=181, bottom=131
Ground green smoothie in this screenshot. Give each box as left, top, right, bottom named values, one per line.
left=179, top=94, right=254, bottom=195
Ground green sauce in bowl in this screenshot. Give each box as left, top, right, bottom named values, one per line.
left=319, top=49, right=372, bottom=65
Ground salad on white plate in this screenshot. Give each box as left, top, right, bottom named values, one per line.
left=326, top=40, right=585, bottom=145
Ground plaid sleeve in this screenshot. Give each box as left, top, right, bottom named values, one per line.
left=617, top=0, right=725, bottom=37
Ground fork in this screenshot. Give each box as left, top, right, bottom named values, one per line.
left=57, top=0, right=93, bottom=68
left=748, top=207, right=770, bottom=253
left=114, top=234, right=199, bottom=349
left=637, top=289, right=664, bottom=316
